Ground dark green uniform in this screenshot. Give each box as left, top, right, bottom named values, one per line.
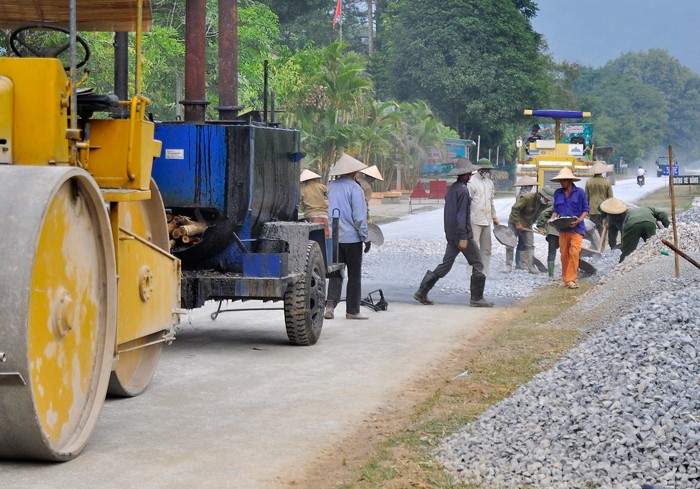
left=619, top=207, right=670, bottom=262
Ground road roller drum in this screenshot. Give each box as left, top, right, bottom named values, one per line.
left=0, top=166, right=117, bottom=461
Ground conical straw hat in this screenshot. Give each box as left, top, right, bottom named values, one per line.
left=329, top=153, right=367, bottom=176
left=514, top=176, right=537, bottom=187
left=550, top=167, right=580, bottom=182
left=590, top=161, right=608, bottom=175
left=300, top=169, right=321, bottom=182
left=599, top=197, right=628, bottom=215
left=360, top=165, right=384, bottom=181
left=448, top=158, right=480, bottom=176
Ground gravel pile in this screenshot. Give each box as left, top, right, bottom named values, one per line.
left=437, top=205, right=700, bottom=489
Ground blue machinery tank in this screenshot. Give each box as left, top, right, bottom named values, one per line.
left=153, top=120, right=334, bottom=317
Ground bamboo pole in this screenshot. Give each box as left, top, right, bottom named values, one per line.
left=668, top=145, right=679, bottom=277
left=598, top=220, right=608, bottom=253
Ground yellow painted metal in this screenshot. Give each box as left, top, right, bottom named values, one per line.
left=0, top=58, right=70, bottom=165
left=115, top=228, right=180, bottom=345
left=102, top=189, right=152, bottom=202
left=87, top=103, right=162, bottom=191
left=0, top=75, right=13, bottom=163
left=107, top=179, right=180, bottom=396
left=15, top=168, right=116, bottom=460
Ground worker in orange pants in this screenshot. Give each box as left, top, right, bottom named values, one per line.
left=558, top=231, right=583, bottom=286
left=549, top=168, right=589, bottom=289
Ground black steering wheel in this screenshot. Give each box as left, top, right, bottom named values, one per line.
left=10, top=25, right=90, bottom=69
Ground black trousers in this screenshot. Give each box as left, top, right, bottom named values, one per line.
left=546, top=234, right=560, bottom=262
left=327, top=241, right=363, bottom=315
left=432, top=238, right=485, bottom=280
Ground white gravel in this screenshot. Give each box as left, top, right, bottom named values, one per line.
left=436, top=205, right=700, bottom=489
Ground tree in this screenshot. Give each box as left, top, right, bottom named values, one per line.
left=380, top=0, right=550, bottom=153
left=574, top=49, right=700, bottom=162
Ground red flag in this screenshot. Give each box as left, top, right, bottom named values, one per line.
left=333, top=0, right=342, bottom=29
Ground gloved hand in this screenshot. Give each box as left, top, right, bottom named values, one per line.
left=364, top=241, right=371, bottom=253
left=458, top=239, right=468, bottom=251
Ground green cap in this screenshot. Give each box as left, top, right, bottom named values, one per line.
left=538, top=186, right=555, bottom=200
left=476, top=158, right=495, bottom=169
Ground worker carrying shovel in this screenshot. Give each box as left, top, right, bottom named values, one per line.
left=599, top=198, right=670, bottom=262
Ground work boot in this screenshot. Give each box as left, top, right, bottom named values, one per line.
left=547, top=261, right=557, bottom=281
left=469, top=275, right=494, bottom=308
left=502, top=248, right=514, bottom=273
left=413, top=270, right=439, bottom=305
left=523, top=250, right=540, bottom=274
left=324, top=302, right=335, bottom=320
left=346, top=313, right=368, bottom=320
left=515, top=250, right=524, bottom=270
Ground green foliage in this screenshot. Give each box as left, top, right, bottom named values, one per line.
left=381, top=0, right=550, bottom=157
left=574, top=49, right=700, bottom=163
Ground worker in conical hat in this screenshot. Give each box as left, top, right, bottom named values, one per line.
left=549, top=167, right=589, bottom=289
left=357, top=165, right=383, bottom=223
left=299, top=168, right=328, bottom=237
left=468, top=158, right=499, bottom=276
left=585, top=161, right=614, bottom=236
left=325, top=153, right=370, bottom=321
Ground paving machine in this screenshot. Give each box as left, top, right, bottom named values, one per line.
left=517, top=109, right=614, bottom=185
left=150, top=0, right=338, bottom=347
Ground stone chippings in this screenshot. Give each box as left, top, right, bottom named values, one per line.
left=437, top=207, right=700, bottom=489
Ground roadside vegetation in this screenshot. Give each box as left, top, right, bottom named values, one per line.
left=5, top=1, right=696, bottom=190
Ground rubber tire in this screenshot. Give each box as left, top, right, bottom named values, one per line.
left=284, top=241, right=326, bottom=346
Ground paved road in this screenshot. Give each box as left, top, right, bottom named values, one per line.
left=2, top=299, right=496, bottom=489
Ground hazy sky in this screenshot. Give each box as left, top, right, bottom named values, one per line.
left=531, top=0, right=700, bottom=75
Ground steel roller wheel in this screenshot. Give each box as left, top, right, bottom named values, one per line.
left=283, top=241, right=326, bottom=346
left=107, top=179, right=169, bottom=397
left=0, top=166, right=116, bottom=461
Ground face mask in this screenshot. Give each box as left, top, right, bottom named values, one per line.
left=479, top=170, right=491, bottom=178
left=540, top=196, right=549, bottom=205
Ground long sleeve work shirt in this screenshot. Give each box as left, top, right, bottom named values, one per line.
left=467, top=172, right=497, bottom=226
left=444, top=179, right=473, bottom=241
left=553, top=184, right=590, bottom=235
left=327, top=175, right=368, bottom=243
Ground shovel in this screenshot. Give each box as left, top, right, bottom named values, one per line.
left=368, top=223, right=384, bottom=247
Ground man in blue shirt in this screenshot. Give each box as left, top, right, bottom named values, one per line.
left=549, top=167, right=589, bottom=289
left=325, top=153, right=370, bottom=320
left=413, top=159, right=494, bottom=308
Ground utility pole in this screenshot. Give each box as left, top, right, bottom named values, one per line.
left=367, top=0, right=374, bottom=55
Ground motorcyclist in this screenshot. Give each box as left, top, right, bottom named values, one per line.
left=636, top=165, right=646, bottom=186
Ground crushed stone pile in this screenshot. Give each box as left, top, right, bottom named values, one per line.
left=438, top=206, right=700, bottom=489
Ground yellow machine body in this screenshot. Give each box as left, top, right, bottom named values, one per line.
left=88, top=110, right=162, bottom=191
left=0, top=58, right=70, bottom=165
left=0, top=0, right=181, bottom=459
left=115, top=219, right=181, bottom=347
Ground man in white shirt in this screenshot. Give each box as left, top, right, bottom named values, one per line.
left=467, top=158, right=500, bottom=275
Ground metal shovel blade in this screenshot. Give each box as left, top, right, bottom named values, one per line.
left=493, top=224, right=517, bottom=248
left=368, top=223, right=384, bottom=247
left=578, top=258, right=597, bottom=276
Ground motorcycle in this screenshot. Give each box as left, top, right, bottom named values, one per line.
left=637, top=175, right=645, bottom=187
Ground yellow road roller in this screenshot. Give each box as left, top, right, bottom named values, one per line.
left=0, top=0, right=181, bottom=461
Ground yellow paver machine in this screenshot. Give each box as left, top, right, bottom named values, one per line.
left=0, top=0, right=181, bottom=460
left=517, top=109, right=615, bottom=185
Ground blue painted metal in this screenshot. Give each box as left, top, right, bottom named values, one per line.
left=152, top=122, right=301, bottom=276
left=531, top=109, right=587, bottom=119
left=242, top=253, right=288, bottom=278
left=151, top=124, right=228, bottom=212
